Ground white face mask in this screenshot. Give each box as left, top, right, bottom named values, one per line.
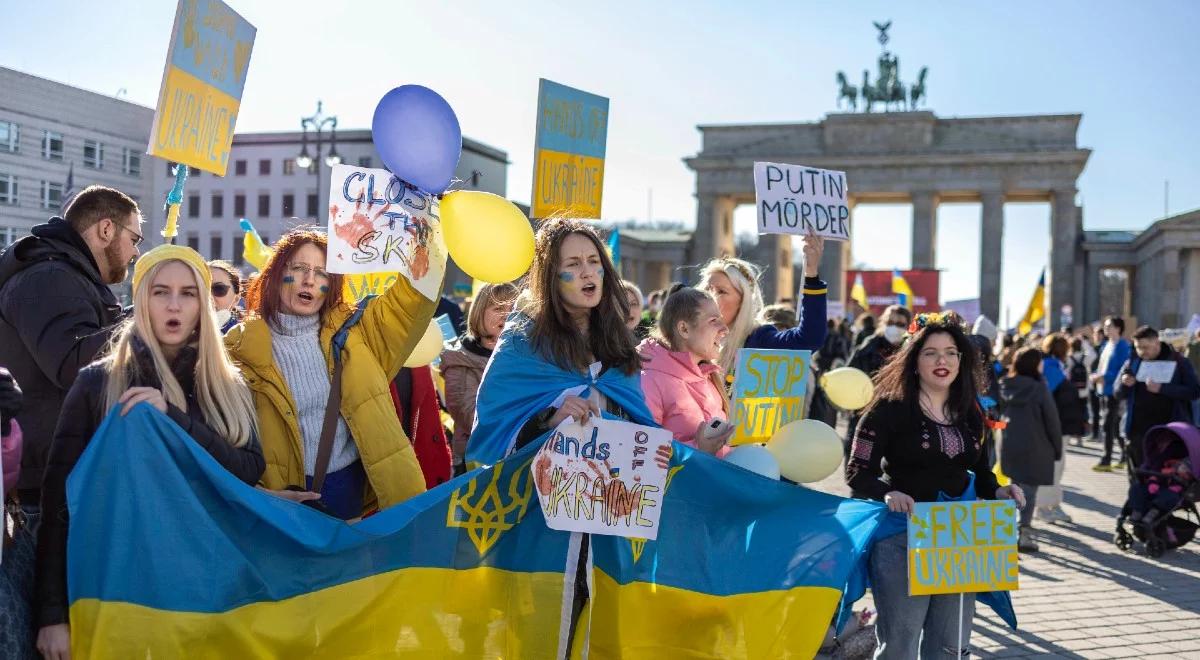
left=883, top=324, right=905, bottom=345
left=214, top=308, right=232, bottom=328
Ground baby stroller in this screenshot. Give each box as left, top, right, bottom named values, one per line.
left=1114, top=422, right=1200, bottom=558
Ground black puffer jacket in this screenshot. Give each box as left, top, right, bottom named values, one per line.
left=36, top=338, right=264, bottom=627
left=0, top=217, right=124, bottom=492
left=998, top=375, right=1063, bottom=486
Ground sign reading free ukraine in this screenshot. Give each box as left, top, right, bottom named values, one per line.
left=907, top=500, right=1020, bottom=596
left=531, top=78, right=609, bottom=219
left=149, top=0, right=255, bottom=176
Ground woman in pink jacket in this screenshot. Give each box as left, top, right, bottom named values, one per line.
left=639, top=288, right=735, bottom=457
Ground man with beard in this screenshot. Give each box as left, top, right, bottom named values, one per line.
left=0, top=185, right=139, bottom=657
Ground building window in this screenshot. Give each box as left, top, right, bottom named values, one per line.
left=210, top=235, right=223, bottom=260
left=41, top=181, right=63, bottom=209
left=166, top=161, right=176, bottom=176
left=186, top=234, right=200, bottom=252
left=235, top=160, right=247, bottom=176
left=122, top=148, right=141, bottom=176
left=0, top=174, right=17, bottom=205
left=357, top=156, right=372, bottom=168
left=232, top=245, right=244, bottom=267
left=188, top=194, right=200, bottom=218
left=82, top=140, right=105, bottom=169
left=307, top=193, right=318, bottom=217
left=234, top=194, right=246, bottom=217
left=211, top=193, right=224, bottom=218
left=282, top=193, right=294, bottom=216
left=283, top=159, right=295, bottom=175
left=260, top=234, right=270, bottom=247
left=257, top=194, right=270, bottom=217
left=259, top=159, right=270, bottom=176
left=0, top=121, right=19, bottom=153
left=42, top=131, right=64, bottom=161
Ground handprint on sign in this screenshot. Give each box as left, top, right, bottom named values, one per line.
left=583, top=457, right=639, bottom=519
left=331, top=198, right=391, bottom=248
left=405, top=217, right=431, bottom=279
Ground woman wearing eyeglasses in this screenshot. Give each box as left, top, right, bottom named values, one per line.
left=845, top=313, right=1026, bottom=658
left=207, top=260, right=243, bottom=333
left=224, top=229, right=436, bottom=519
left=698, top=234, right=828, bottom=375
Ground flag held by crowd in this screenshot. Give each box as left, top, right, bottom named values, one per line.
left=67, top=404, right=893, bottom=658
left=1017, top=269, right=1046, bottom=335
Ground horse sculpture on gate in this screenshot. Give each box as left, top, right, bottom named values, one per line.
left=910, top=66, right=929, bottom=110
left=836, top=72, right=858, bottom=111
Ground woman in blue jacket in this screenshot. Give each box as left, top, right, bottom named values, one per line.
left=699, top=234, right=827, bottom=376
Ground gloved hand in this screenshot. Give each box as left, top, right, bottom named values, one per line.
left=0, top=367, right=21, bottom=436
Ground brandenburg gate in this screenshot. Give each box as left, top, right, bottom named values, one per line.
left=684, top=111, right=1091, bottom=323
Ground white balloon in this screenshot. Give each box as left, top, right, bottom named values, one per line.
left=766, top=419, right=843, bottom=483
left=723, top=444, right=781, bottom=480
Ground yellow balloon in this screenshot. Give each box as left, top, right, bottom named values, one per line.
left=820, top=367, right=874, bottom=411
left=404, top=319, right=444, bottom=368
left=441, top=191, right=534, bottom=283
left=765, top=419, right=843, bottom=483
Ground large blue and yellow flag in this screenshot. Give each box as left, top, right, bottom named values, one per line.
left=1017, top=269, right=1046, bottom=336
left=68, top=405, right=896, bottom=658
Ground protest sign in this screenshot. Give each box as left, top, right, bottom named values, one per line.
left=149, top=0, right=256, bottom=176
left=827, top=301, right=846, bottom=320
left=1136, top=360, right=1177, bottom=384
left=754, top=162, right=850, bottom=241
left=907, top=500, right=1019, bottom=596
left=343, top=272, right=398, bottom=302
left=326, top=164, right=447, bottom=302
left=729, top=349, right=811, bottom=445
left=531, top=79, right=609, bottom=219
left=532, top=418, right=671, bottom=540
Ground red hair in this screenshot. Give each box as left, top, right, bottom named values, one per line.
left=246, top=229, right=345, bottom=326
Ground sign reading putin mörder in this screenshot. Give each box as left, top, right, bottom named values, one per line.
left=149, top=0, right=256, bottom=176
left=754, top=162, right=850, bottom=241
left=907, top=500, right=1019, bottom=596
left=531, top=79, right=609, bottom=219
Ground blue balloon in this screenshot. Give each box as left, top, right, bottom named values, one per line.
left=371, top=85, right=462, bottom=194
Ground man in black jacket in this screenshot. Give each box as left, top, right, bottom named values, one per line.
left=1117, top=326, right=1200, bottom=468
left=0, top=185, right=140, bottom=655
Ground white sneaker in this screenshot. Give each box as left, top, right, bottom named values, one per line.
left=1036, top=505, right=1072, bottom=524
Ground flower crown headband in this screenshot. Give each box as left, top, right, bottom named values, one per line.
left=907, top=310, right=966, bottom=335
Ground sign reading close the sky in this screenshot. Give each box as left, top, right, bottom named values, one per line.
left=533, top=418, right=670, bottom=540
left=907, top=500, right=1019, bottom=596
left=149, top=0, right=256, bottom=176
left=326, top=164, right=446, bottom=303
left=754, top=162, right=850, bottom=241
left=531, top=79, right=609, bottom=219
left=729, top=349, right=810, bottom=445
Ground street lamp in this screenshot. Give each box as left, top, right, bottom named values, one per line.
left=297, top=101, right=338, bottom=218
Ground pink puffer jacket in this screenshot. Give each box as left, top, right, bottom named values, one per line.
left=638, top=339, right=731, bottom=457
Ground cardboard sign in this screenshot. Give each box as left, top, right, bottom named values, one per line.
left=149, top=0, right=256, bottom=176
left=729, top=349, right=811, bottom=445
left=326, top=164, right=447, bottom=302
left=907, top=500, right=1019, bottom=596
left=1136, top=360, right=1177, bottom=384
left=531, top=79, right=609, bottom=219
left=532, top=418, right=670, bottom=540
left=827, top=301, right=846, bottom=320
left=343, top=272, right=399, bottom=303
left=754, top=162, right=850, bottom=241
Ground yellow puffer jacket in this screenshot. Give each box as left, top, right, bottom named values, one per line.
left=225, top=275, right=436, bottom=513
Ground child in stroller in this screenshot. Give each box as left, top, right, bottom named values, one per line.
left=1114, top=422, right=1200, bottom=558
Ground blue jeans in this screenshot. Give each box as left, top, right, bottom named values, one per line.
left=304, top=460, right=367, bottom=520
left=870, top=532, right=976, bottom=659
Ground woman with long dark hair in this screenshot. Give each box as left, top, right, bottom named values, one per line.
left=846, top=312, right=1025, bottom=658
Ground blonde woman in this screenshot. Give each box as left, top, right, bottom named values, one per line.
left=35, top=245, right=262, bottom=659
left=698, top=234, right=827, bottom=374
left=441, top=282, right=517, bottom=472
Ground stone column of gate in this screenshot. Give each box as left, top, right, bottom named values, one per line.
left=1048, top=189, right=1080, bottom=331
left=1160, top=248, right=1182, bottom=327
left=691, top=193, right=736, bottom=266
left=818, top=197, right=854, bottom=307
left=762, top=234, right=794, bottom=304
left=979, top=191, right=1005, bottom=323
left=911, top=191, right=939, bottom=270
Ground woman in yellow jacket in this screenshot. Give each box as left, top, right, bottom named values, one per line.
left=225, top=229, right=436, bottom=518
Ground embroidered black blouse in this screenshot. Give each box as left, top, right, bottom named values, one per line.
left=845, top=398, right=1000, bottom=503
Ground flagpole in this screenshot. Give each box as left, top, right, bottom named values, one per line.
left=957, top=593, right=965, bottom=655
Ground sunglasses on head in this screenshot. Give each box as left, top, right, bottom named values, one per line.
left=211, top=283, right=234, bottom=297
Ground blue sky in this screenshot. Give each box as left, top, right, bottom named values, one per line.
left=3, top=1, right=1197, bottom=324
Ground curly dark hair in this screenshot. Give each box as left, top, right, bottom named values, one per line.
left=866, top=317, right=984, bottom=425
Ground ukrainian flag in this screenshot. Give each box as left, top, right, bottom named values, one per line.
left=851, top=273, right=869, bottom=310
left=239, top=218, right=273, bottom=271
left=891, top=268, right=914, bottom=308
left=1017, top=269, right=1046, bottom=335
left=606, top=227, right=621, bottom=276
left=68, top=405, right=895, bottom=658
